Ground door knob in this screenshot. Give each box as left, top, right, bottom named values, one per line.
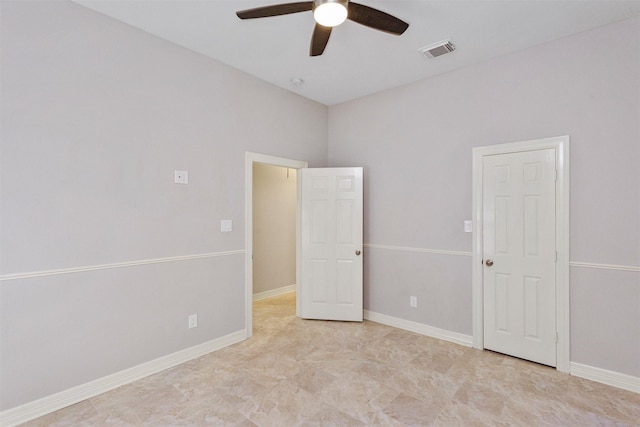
left=485, top=259, right=494, bottom=267
left=355, top=250, right=361, bottom=256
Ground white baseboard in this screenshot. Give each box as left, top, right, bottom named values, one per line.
left=364, top=310, right=473, bottom=347
left=253, top=284, right=295, bottom=302
left=0, top=329, right=247, bottom=427
left=570, top=362, right=640, bottom=394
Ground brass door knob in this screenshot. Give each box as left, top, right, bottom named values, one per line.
left=355, top=250, right=361, bottom=256
left=485, top=259, right=494, bottom=267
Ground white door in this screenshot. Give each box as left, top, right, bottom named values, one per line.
left=299, top=167, right=363, bottom=321
left=482, top=149, right=557, bottom=366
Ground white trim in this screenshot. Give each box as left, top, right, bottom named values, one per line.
left=364, top=310, right=473, bottom=348
left=0, top=250, right=245, bottom=282
left=569, top=261, right=640, bottom=273
left=0, top=329, right=246, bottom=427
left=364, top=244, right=472, bottom=257
left=253, top=285, right=296, bottom=302
left=570, top=362, right=640, bottom=394
left=245, top=152, right=308, bottom=339
left=472, top=135, right=570, bottom=373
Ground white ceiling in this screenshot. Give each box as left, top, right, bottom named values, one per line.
left=73, top=0, right=640, bottom=106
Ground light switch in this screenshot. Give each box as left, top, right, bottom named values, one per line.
left=464, top=220, right=473, bottom=233
left=174, top=170, right=188, bottom=184
left=220, top=220, right=232, bottom=232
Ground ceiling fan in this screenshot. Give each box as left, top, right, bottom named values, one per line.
left=236, top=0, right=409, bottom=56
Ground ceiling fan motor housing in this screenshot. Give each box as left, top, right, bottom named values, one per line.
left=312, top=0, right=348, bottom=11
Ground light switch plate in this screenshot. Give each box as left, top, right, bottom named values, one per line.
left=464, top=220, right=473, bottom=233
left=220, top=220, right=232, bottom=232
left=174, top=170, right=188, bottom=184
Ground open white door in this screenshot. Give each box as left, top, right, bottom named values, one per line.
left=299, top=167, right=363, bottom=321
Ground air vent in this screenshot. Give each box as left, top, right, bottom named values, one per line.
left=419, top=39, right=456, bottom=59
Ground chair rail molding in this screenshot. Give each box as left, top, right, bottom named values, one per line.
left=0, top=250, right=245, bottom=282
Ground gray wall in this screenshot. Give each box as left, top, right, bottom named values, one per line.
left=252, top=164, right=297, bottom=295
left=0, top=0, right=327, bottom=410
left=1, top=0, right=639, bottom=413
left=328, top=16, right=640, bottom=377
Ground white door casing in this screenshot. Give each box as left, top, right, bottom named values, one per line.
left=472, top=136, right=570, bottom=373
left=482, top=149, right=557, bottom=366
left=299, top=167, right=364, bottom=321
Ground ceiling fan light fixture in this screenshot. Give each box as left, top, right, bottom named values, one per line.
left=313, top=0, right=348, bottom=27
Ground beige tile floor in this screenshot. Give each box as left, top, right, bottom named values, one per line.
left=24, top=292, right=640, bottom=426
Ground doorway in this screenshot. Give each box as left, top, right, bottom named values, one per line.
left=471, top=136, right=570, bottom=372
left=252, top=163, right=297, bottom=302
left=245, top=153, right=308, bottom=338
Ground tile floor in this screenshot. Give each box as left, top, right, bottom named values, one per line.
left=24, top=292, right=640, bottom=426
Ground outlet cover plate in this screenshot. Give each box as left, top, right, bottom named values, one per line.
left=175, top=170, right=189, bottom=184
left=188, top=314, right=197, bottom=329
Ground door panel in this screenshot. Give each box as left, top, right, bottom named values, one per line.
left=483, top=149, right=556, bottom=366
left=495, top=273, right=510, bottom=332
left=523, top=275, right=541, bottom=339
left=300, top=167, right=363, bottom=321
left=311, top=200, right=328, bottom=243
left=311, top=259, right=328, bottom=302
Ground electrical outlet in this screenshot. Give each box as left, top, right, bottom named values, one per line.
left=410, top=296, right=418, bottom=308
left=188, top=314, right=198, bottom=329
left=174, top=170, right=189, bottom=184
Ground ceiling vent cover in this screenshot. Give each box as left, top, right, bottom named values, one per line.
left=419, top=39, right=456, bottom=58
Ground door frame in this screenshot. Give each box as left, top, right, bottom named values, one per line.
left=245, top=152, right=308, bottom=338
left=471, top=135, right=570, bottom=372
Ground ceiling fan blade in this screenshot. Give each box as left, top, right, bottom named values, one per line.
left=347, top=2, right=409, bottom=35
left=310, top=24, right=332, bottom=56
left=236, top=2, right=313, bottom=19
